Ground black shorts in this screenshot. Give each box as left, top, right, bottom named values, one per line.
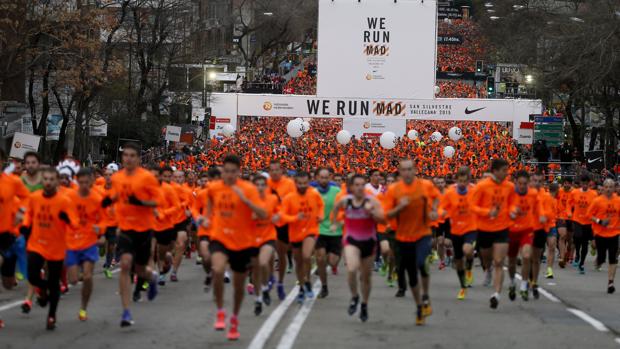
left=174, top=218, right=191, bottom=233
left=0, top=232, right=16, bottom=253
left=260, top=240, right=277, bottom=250
left=199, top=236, right=210, bottom=243
left=154, top=229, right=177, bottom=246
left=291, top=236, right=316, bottom=249
left=276, top=225, right=289, bottom=244
left=104, top=227, right=118, bottom=243
left=117, top=230, right=152, bottom=266
left=450, top=231, right=477, bottom=260
left=433, top=220, right=451, bottom=238
left=316, top=235, right=343, bottom=257
left=209, top=240, right=253, bottom=273
left=477, top=229, right=509, bottom=249
left=1, top=254, right=16, bottom=278
left=533, top=229, right=548, bottom=249
left=595, top=236, right=619, bottom=265
left=573, top=223, right=593, bottom=240
left=346, top=236, right=376, bottom=259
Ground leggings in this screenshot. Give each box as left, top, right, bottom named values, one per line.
left=396, top=237, right=432, bottom=289
left=574, top=223, right=593, bottom=268
left=27, top=252, right=63, bottom=318
left=595, top=236, right=619, bottom=266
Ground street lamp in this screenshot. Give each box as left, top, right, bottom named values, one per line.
left=208, top=71, right=217, bottom=80
left=525, top=75, right=533, bottom=83
left=263, top=12, right=273, bottom=16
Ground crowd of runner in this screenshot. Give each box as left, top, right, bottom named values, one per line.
left=1, top=144, right=618, bottom=340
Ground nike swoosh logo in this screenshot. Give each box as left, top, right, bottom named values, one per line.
left=465, top=107, right=486, bottom=114
left=588, top=157, right=602, bottom=163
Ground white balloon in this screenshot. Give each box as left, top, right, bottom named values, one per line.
left=221, top=124, right=235, bottom=137
left=431, top=131, right=443, bottom=142
left=448, top=126, right=463, bottom=141
left=287, top=119, right=304, bottom=138
left=443, top=145, right=456, bottom=158
left=302, top=121, right=311, bottom=132
left=380, top=131, right=397, bottom=150
left=294, top=117, right=303, bottom=123
left=302, top=117, right=312, bottom=122
left=336, top=130, right=352, bottom=145
left=407, top=129, right=419, bottom=141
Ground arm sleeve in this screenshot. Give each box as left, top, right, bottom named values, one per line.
left=469, top=182, right=491, bottom=217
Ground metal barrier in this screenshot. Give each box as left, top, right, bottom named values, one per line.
left=520, top=160, right=581, bottom=179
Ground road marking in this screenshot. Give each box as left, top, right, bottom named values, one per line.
left=536, top=287, right=560, bottom=303
left=615, top=338, right=620, bottom=345
left=275, top=279, right=322, bottom=349
left=0, top=267, right=120, bottom=313
left=566, top=308, right=609, bottom=332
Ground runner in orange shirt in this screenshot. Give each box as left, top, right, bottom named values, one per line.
left=106, top=142, right=162, bottom=327
left=22, top=167, right=78, bottom=330
left=100, top=164, right=119, bottom=279
left=556, top=177, right=574, bottom=267
left=470, top=159, right=514, bottom=309
left=529, top=172, right=554, bottom=295
left=383, top=159, right=439, bottom=326
left=587, top=179, right=620, bottom=293
left=194, top=167, right=221, bottom=291
left=267, top=160, right=296, bottom=300
left=543, top=183, right=560, bottom=279
left=250, top=175, right=280, bottom=315
left=65, top=168, right=106, bottom=322
left=506, top=170, right=540, bottom=302
left=280, top=171, right=324, bottom=304
left=568, top=174, right=598, bottom=274
left=441, top=167, right=477, bottom=300
left=432, top=177, right=451, bottom=270
left=206, top=154, right=266, bottom=340
left=170, top=170, right=193, bottom=281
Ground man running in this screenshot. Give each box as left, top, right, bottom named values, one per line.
left=543, top=183, right=560, bottom=279
left=267, top=160, right=296, bottom=300
left=556, top=178, right=574, bottom=268
left=441, top=167, right=477, bottom=300
left=332, top=174, right=384, bottom=322
left=314, top=167, right=342, bottom=299
left=65, top=168, right=106, bottom=321
left=471, top=159, right=514, bottom=309
left=106, top=142, right=161, bottom=327
left=530, top=172, right=553, bottom=287
left=194, top=167, right=220, bottom=291
left=152, top=166, right=181, bottom=288
left=100, top=165, right=119, bottom=279
left=568, top=174, right=597, bottom=274
left=206, top=154, right=266, bottom=340
left=587, top=178, right=620, bottom=293
left=383, top=159, right=439, bottom=325
left=169, top=170, right=193, bottom=282
left=280, top=171, right=324, bottom=303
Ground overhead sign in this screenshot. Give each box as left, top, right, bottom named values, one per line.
left=165, top=125, right=182, bottom=142
left=317, top=0, right=437, bottom=99
left=89, top=118, right=108, bottom=137
left=534, top=115, right=563, bottom=147
left=10, top=132, right=41, bottom=159
left=343, top=118, right=406, bottom=138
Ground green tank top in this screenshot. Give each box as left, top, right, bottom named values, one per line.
left=22, top=177, right=43, bottom=192
left=319, top=185, right=342, bottom=236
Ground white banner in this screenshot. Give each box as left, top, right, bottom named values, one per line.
left=165, top=125, right=182, bottom=142
left=343, top=118, right=406, bottom=138
left=317, top=0, right=437, bottom=99
left=10, top=132, right=41, bottom=159
left=89, top=118, right=108, bottom=137
left=210, top=93, right=238, bottom=138
left=21, top=114, right=34, bottom=135
left=518, top=128, right=533, bottom=145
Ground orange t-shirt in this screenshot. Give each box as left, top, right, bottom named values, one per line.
left=383, top=179, right=440, bottom=243
left=208, top=179, right=262, bottom=251
left=267, top=177, right=296, bottom=201
left=541, top=191, right=558, bottom=232
left=0, top=173, right=30, bottom=234
left=65, top=189, right=105, bottom=250
left=441, top=184, right=477, bottom=236
left=568, top=189, right=598, bottom=225
left=110, top=167, right=161, bottom=232
left=254, top=193, right=280, bottom=246
left=193, top=187, right=211, bottom=238
left=556, top=188, right=572, bottom=220
left=508, top=188, right=541, bottom=232
left=280, top=188, right=324, bottom=243
left=170, top=182, right=192, bottom=225
left=470, top=177, right=514, bottom=232
left=154, top=182, right=181, bottom=232
left=25, top=191, right=77, bottom=261
left=587, top=195, right=620, bottom=238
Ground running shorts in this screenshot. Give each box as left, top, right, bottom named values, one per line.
left=276, top=225, right=289, bottom=244
left=316, top=235, right=343, bottom=257
left=508, top=230, right=534, bottom=258
left=477, top=229, right=509, bottom=249
left=65, top=244, right=99, bottom=267
left=104, top=227, right=118, bottom=243
left=573, top=223, right=593, bottom=240
left=117, top=230, right=152, bottom=266
left=208, top=240, right=253, bottom=273
left=346, top=236, right=376, bottom=259
left=533, top=229, right=548, bottom=249
left=595, top=235, right=619, bottom=265
left=154, top=229, right=177, bottom=246
left=174, top=218, right=191, bottom=233
left=450, top=231, right=478, bottom=260
left=291, top=235, right=316, bottom=249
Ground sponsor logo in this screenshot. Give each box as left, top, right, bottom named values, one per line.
left=373, top=101, right=406, bottom=116
left=587, top=157, right=602, bottom=164
left=363, top=122, right=371, bottom=129
left=365, top=74, right=372, bottom=81
left=14, top=141, right=22, bottom=148
left=465, top=107, right=486, bottom=115
left=263, top=101, right=273, bottom=111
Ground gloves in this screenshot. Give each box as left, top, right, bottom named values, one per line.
left=128, top=195, right=144, bottom=206
left=101, top=196, right=113, bottom=208
left=59, top=211, right=70, bottom=224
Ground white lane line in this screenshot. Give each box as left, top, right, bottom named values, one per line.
left=247, top=284, right=299, bottom=349
left=0, top=268, right=120, bottom=313
left=275, top=280, right=322, bottom=349
left=615, top=338, right=620, bottom=345
left=566, top=308, right=609, bottom=332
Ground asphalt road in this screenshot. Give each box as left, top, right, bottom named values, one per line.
left=1, top=254, right=619, bottom=349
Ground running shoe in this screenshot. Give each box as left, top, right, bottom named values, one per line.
left=170, top=272, right=178, bottom=282
left=79, top=309, right=88, bottom=321
left=532, top=285, right=539, bottom=299
left=158, top=274, right=166, bottom=286
left=318, top=285, right=329, bottom=299
left=214, top=309, right=226, bottom=331
left=520, top=290, right=529, bottom=301
left=422, top=300, right=432, bottom=317
left=286, top=265, right=293, bottom=274
left=147, top=272, right=159, bottom=301
left=254, top=301, right=262, bottom=316
left=120, top=309, right=133, bottom=327
left=386, top=277, right=396, bottom=288
left=304, top=282, right=314, bottom=299
left=132, top=289, right=142, bottom=302
left=247, top=283, right=255, bottom=295
left=277, top=283, right=286, bottom=300
left=224, top=271, right=231, bottom=283
left=578, top=266, right=585, bottom=274
left=141, top=281, right=148, bottom=291
left=465, top=270, right=474, bottom=287
left=46, top=316, right=56, bottom=331
left=415, top=306, right=424, bottom=326
left=431, top=250, right=439, bottom=262
left=508, top=285, right=516, bottom=301
left=546, top=267, right=554, bottom=279
left=267, top=275, right=275, bottom=291
left=296, top=289, right=306, bottom=304
left=60, top=284, right=68, bottom=295
left=196, top=256, right=203, bottom=265
left=263, top=290, right=272, bottom=305
left=347, top=295, right=359, bottom=316
left=608, top=283, right=615, bottom=294
left=360, top=303, right=368, bottom=322
left=457, top=288, right=466, bottom=300
left=395, top=289, right=405, bottom=297
left=489, top=294, right=499, bottom=309
left=483, top=269, right=493, bottom=287
left=15, top=272, right=24, bottom=281
left=204, top=274, right=212, bottom=292
left=104, top=268, right=113, bottom=279
left=379, top=264, right=388, bottom=277
left=227, top=316, right=240, bottom=341
left=21, top=300, right=32, bottom=314
left=572, top=260, right=579, bottom=268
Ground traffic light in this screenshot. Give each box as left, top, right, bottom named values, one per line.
left=476, top=60, right=484, bottom=74
left=487, top=77, right=495, bottom=95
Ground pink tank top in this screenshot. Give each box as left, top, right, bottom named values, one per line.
left=343, top=195, right=376, bottom=241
